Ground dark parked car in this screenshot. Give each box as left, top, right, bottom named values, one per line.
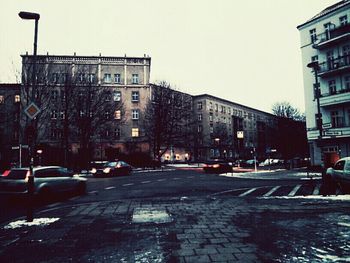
left=203, top=160, right=233, bottom=174
left=0, top=166, right=87, bottom=197
left=91, top=161, right=132, bottom=177
left=325, top=157, right=350, bottom=193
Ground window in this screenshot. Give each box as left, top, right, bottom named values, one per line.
left=328, top=80, right=336, bottom=95
left=105, top=110, right=110, bottom=120
left=60, top=111, right=65, bottom=119
left=132, top=128, right=139, bottom=137
left=0, top=95, right=4, bottom=104
left=132, top=74, right=139, bottom=84
left=197, top=101, right=203, bottom=110
left=51, top=90, right=58, bottom=101
left=198, top=113, right=202, bottom=121
left=209, top=102, right=213, bottom=111
left=113, top=91, right=121, bottom=101
left=327, top=50, right=334, bottom=69
left=61, top=73, right=68, bottom=83
left=88, top=73, right=95, bottom=83
left=104, top=73, right=112, bottom=83
left=15, top=95, right=20, bottom=103
left=52, top=73, right=59, bottom=83
left=114, top=74, right=121, bottom=83
left=131, top=91, right=139, bottom=102
left=311, top=55, right=318, bottom=62
left=198, top=125, right=202, bottom=133
left=345, top=76, right=350, bottom=90
left=114, top=128, right=121, bottom=139
left=215, top=104, right=218, bottom=112
left=334, top=160, right=345, bottom=171
left=209, top=125, right=214, bottom=134
left=343, top=45, right=350, bottom=65
left=78, top=73, right=85, bottom=83
left=51, top=110, right=58, bottom=119
left=340, top=15, right=348, bottom=26
left=324, top=22, right=332, bottom=39
left=331, top=110, right=344, bottom=128
left=132, top=109, right=139, bottom=120
left=209, top=113, right=213, bottom=122
left=309, top=28, right=317, bottom=43
left=114, top=110, right=121, bottom=120
left=104, top=130, right=110, bottom=138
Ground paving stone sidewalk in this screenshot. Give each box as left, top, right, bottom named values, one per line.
left=0, top=196, right=348, bottom=262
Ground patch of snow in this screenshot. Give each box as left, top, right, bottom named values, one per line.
left=132, top=208, right=172, bottom=224
left=4, top=217, right=60, bottom=229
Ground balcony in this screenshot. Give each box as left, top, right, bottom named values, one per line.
left=320, top=89, right=350, bottom=107
left=318, top=55, right=350, bottom=78
left=313, top=24, right=350, bottom=50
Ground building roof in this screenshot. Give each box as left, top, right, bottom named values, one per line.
left=193, top=93, right=275, bottom=118
left=297, top=0, right=350, bottom=29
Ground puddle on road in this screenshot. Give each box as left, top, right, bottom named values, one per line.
left=132, top=208, right=172, bottom=224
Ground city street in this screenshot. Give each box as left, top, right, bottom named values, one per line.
left=0, top=166, right=349, bottom=262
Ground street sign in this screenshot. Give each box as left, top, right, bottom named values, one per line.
left=322, top=123, right=332, bottom=129
left=24, top=102, right=41, bottom=119
left=324, top=130, right=342, bottom=136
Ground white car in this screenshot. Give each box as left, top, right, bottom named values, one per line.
left=326, top=157, right=350, bottom=193
left=0, top=166, right=87, bottom=197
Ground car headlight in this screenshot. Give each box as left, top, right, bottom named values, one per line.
left=103, top=167, right=111, bottom=174
left=213, top=164, right=220, bottom=168
left=90, top=168, right=97, bottom=174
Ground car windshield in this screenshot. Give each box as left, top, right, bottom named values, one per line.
left=3, top=169, right=28, bottom=179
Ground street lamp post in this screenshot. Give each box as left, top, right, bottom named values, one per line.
left=307, top=61, right=323, bottom=140
left=19, top=11, right=40, bottom=222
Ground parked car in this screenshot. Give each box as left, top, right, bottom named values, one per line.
left=325, top=157, right=350, bottom=193
left=91, top=161, right=132, bottom=177
left=203, top=160, right=233, bottom=174
left=0, top=166, right=87, bottom=197
left=241, top=159, right=259, bottom=168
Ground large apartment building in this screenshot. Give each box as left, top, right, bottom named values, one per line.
left=192, top=94, right=279, bottom=161
left=20, top=54, right=151, bottom=164
left=298, top=0, right=350, bottom=167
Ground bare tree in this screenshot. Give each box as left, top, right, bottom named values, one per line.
left=144, top=82, right=194, bottom=161
left=272, top=101, right=305, bottom=121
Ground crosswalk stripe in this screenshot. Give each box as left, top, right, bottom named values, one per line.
left=288, top=184, right=302, bottom=196
left=105, top=186, right=116, bottom=190
left=239, top=188, right=257, bottom=197
left=263, top=186, right=281, bottom=197
left=312, top=184, right=320, bottom=195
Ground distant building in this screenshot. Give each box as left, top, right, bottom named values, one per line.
left=0, top=84, right=21, bottom=170
left=192, top=94, right=280, bottom=161
left=298, top=0, right=350, bottom=167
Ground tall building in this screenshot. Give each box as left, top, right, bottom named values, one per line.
left=192, top=94, right=279, bottom=161
left=21, top=54, right=151, bottom=164
left=0, top=84, right=21, bottom=170
left=298, top=0, right=350, bottom=167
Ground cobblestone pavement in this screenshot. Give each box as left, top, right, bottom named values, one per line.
left=0, top=196, right=349, bottom=262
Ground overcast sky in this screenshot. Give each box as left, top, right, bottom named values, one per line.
left=0, top=0, right=340, bottom=113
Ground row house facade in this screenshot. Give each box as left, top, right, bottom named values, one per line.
left=192, top=94, right=279, bottom=161
left=298, top=0, right=350, bottom=167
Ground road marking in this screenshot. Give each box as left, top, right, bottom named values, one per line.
left=122, top=183, right=134, bottom=187
left=88, top=191, right=98, bottom=194
left=312, top=184, right=320, bottom=195
left=173, top=178, right=180, bottom=180
left=288, top=184, right=302, bottom=196
left=263, top=186, right=281, bottom=197
left=105, top=186, right=116, bottom=190
left=157, top=179, right=166, bottom=182
left=239, top=188, right=257, bottom=197
left=141, top=181, right=151, bottom=184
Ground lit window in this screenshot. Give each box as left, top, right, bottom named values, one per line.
left=215, top=104, right=218, bottom=112
left=15, top=95, right=20, bottom=103
left=0, top=95, right=4, bottom=104
left=210, top=126, right=214, bottom=133
left=131, top=91, right=139, bottom=102
left=132, top=74, right=139, bottom=84
left=114, top=74, right=121, bottom=83
left=132, top=128, right=139, bottom=137
left=209, top=114, right=213, bottom=122
left=132, top=109, right=139, bottom=120
left=113, top=91, right=121, bottom=101
left=104, top=73, right=112, bottom=83
left=60, top=111, right=65, bottom=119
left=114, top=110, right=121, bottom=120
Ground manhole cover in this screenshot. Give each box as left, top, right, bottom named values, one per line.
left=132, top=208, right=172, bottom=224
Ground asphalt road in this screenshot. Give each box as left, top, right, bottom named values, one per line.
left=0, top=167, right=320, bottom=224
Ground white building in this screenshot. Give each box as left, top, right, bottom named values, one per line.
left=298, top=0, right=350, bottom=167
